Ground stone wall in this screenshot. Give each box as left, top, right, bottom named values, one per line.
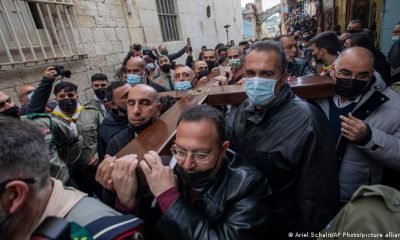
left=1, top=0, right=243, bottom=104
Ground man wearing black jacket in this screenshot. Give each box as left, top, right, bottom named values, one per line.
left=106, top=84, right=161, bottom=157
left=226, top=41, right=339, bottom=239
left=97, top=81, right=131, bottom=161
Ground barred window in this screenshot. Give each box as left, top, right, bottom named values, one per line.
left=155, top=0, right=180, bottom=42
left=0, top=0, right=86, bottom=70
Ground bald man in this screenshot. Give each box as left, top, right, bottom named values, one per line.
left=105, top=84, right=162, bottom=157
left=17, top=85, right=35, bottom=115
left=125, top=56, right=167, bottom=92
left=314, top=47, right=400, bottom=203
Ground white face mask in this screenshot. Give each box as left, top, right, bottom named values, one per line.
left=392, top=35, right=400, bottom=42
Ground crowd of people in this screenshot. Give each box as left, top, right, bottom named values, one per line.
left=1, top=18, right=400, bottom=240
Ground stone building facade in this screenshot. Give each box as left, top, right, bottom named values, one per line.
left=0, top=0, right=242, bottom=103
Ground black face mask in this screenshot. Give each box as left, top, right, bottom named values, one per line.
left=175, top=164, right=216, bottom=188
left=58, top=98, right=77, bottom=115
left=218, top=56, right=226, bottom=65
left=160, top=64, right=171, bottom=73
left=94, top=88, right=107, bottom=101
left=160, top=50, right=169, bottom=55
left=335, top=77, right=369, bottom=99
left=347, top=29, right=362, bottom=34
left=197, top=69, right=209, bottom=79
left=116, top=104, right=127, bottom=115
left=174, top=149, right=222, bottom=188
left=205, top=60, right=216, bottom=71
left=1, top=105, right=20, bottom=118
left=128, top=118, right=154, bottom=133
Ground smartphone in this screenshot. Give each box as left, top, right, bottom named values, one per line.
left=186, top=37, right=192, bottom=52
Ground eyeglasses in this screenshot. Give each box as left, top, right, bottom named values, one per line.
left=170, top=144, right=215, bottom=164
left=0, top=178, right=36, bottom=192
left=334, top=67, right=371, bottom=81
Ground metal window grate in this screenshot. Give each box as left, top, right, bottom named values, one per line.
left=0, top=0, right=86, bottom=69
left=155, top=0, right=180, bottom=42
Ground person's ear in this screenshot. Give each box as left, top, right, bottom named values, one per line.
left=156, top=102, right=162, bottom=116
left=2, top=181, right=29, bottom=214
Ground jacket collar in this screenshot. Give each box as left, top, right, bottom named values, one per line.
left=244, top=83, right=293, bottom=124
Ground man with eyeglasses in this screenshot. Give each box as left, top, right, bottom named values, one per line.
left=313, top=47, right=400, bottom=204
left=102, top=104, right=269, bottom=240
left=0, top=116, right=143, bottom=239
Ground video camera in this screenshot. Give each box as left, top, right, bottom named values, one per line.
left=52, top=65, right=72, bottom=78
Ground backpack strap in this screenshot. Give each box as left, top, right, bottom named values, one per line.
left=66, top=197, right=144, bottom=240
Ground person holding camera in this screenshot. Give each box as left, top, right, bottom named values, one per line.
left=50, top=81, right=103, bottom=196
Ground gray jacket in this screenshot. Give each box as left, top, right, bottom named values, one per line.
left=315, top=72, right=400, bottom=202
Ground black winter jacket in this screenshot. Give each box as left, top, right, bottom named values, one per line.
left=156, top=150, right=270, bottom=240
left=97, top=111, right=128, bottom=161
left=287, top=58, right=316, bottom=78
left=226, top=84, right=340, bottom=239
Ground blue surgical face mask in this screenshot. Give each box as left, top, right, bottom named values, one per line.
left=174, top=80, right=192, bottom=91
left=127, top=74, right=144, bottom=85
left=245, top=77, right=277, bottom=106
left=392, top=35, right=400, bottom=42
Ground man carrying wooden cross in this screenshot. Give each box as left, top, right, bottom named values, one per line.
left=226, top=40, right=340, bottom=239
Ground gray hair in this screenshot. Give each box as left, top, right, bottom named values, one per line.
left=247, top=40, right=288, bottom=74
left=228, top=45, right=244, bottom=56
left=0, top=116, right=50, bottom=190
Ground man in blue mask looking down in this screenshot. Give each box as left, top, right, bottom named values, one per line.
left=226, top=40, right=340, bottom=239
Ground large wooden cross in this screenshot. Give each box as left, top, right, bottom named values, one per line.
left=115, top=75, right=334, bottom=184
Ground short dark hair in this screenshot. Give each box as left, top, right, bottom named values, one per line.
left=105, top=80, right=128, bottom=102
left=247, top=40, right=288, bottom=74
left=275, top=34, right=293, bottom=42
left=309, top=31, right=341, bottom=55
left=349, top=32, right=373, bottom=51
left=177, top=105, right=225, bottom=145
left=349, top=19, right=362, bottom=27
left=53, top=81, right=78, bottom=95
left=0, top=116, right=50, bottom=189
left=217, top=46, right=227, bottom=54
left=239, top=40, right=249, bottom=46
left=91, top=73, right=108, bottom=82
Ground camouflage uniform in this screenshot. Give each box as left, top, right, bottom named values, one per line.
left=24, top=113, right=82, bottom=183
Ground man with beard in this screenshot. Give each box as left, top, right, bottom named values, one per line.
left=192, top=60, right=209, bottom=84
left=313, top=47, right=400, bottom=204
left=99, top=105, right=269, bottom=240
left=105, top=84, right=162, bottom=157
left=226, top=46, right=245, bottom=84
left=85, top=73, right=110, bottom=118
left=154, top=55, right=175, bottom=90
left=202, top=49, right=220, bottom=75
left=277, top=35, right=316, bottom=79
left=226, top=40, right=339, bottom=239
left=309, top=31, right=340, bottom=75
left=52, top=82, right=102, bottom=195
left=97, top=81, right=131, bottom=162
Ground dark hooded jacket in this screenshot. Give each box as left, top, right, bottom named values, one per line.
left=97, top=110, right=128, bottom=161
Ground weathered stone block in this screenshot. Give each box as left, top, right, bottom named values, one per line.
left=104, top=28, right=118, bottom=42
left=76, top=1, right=98, bottom=17
left=115, top=28, right=130, bottom=41
left=93, top=28, right=107, bottom=42
left=97, top=3, right=110, bottom=17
